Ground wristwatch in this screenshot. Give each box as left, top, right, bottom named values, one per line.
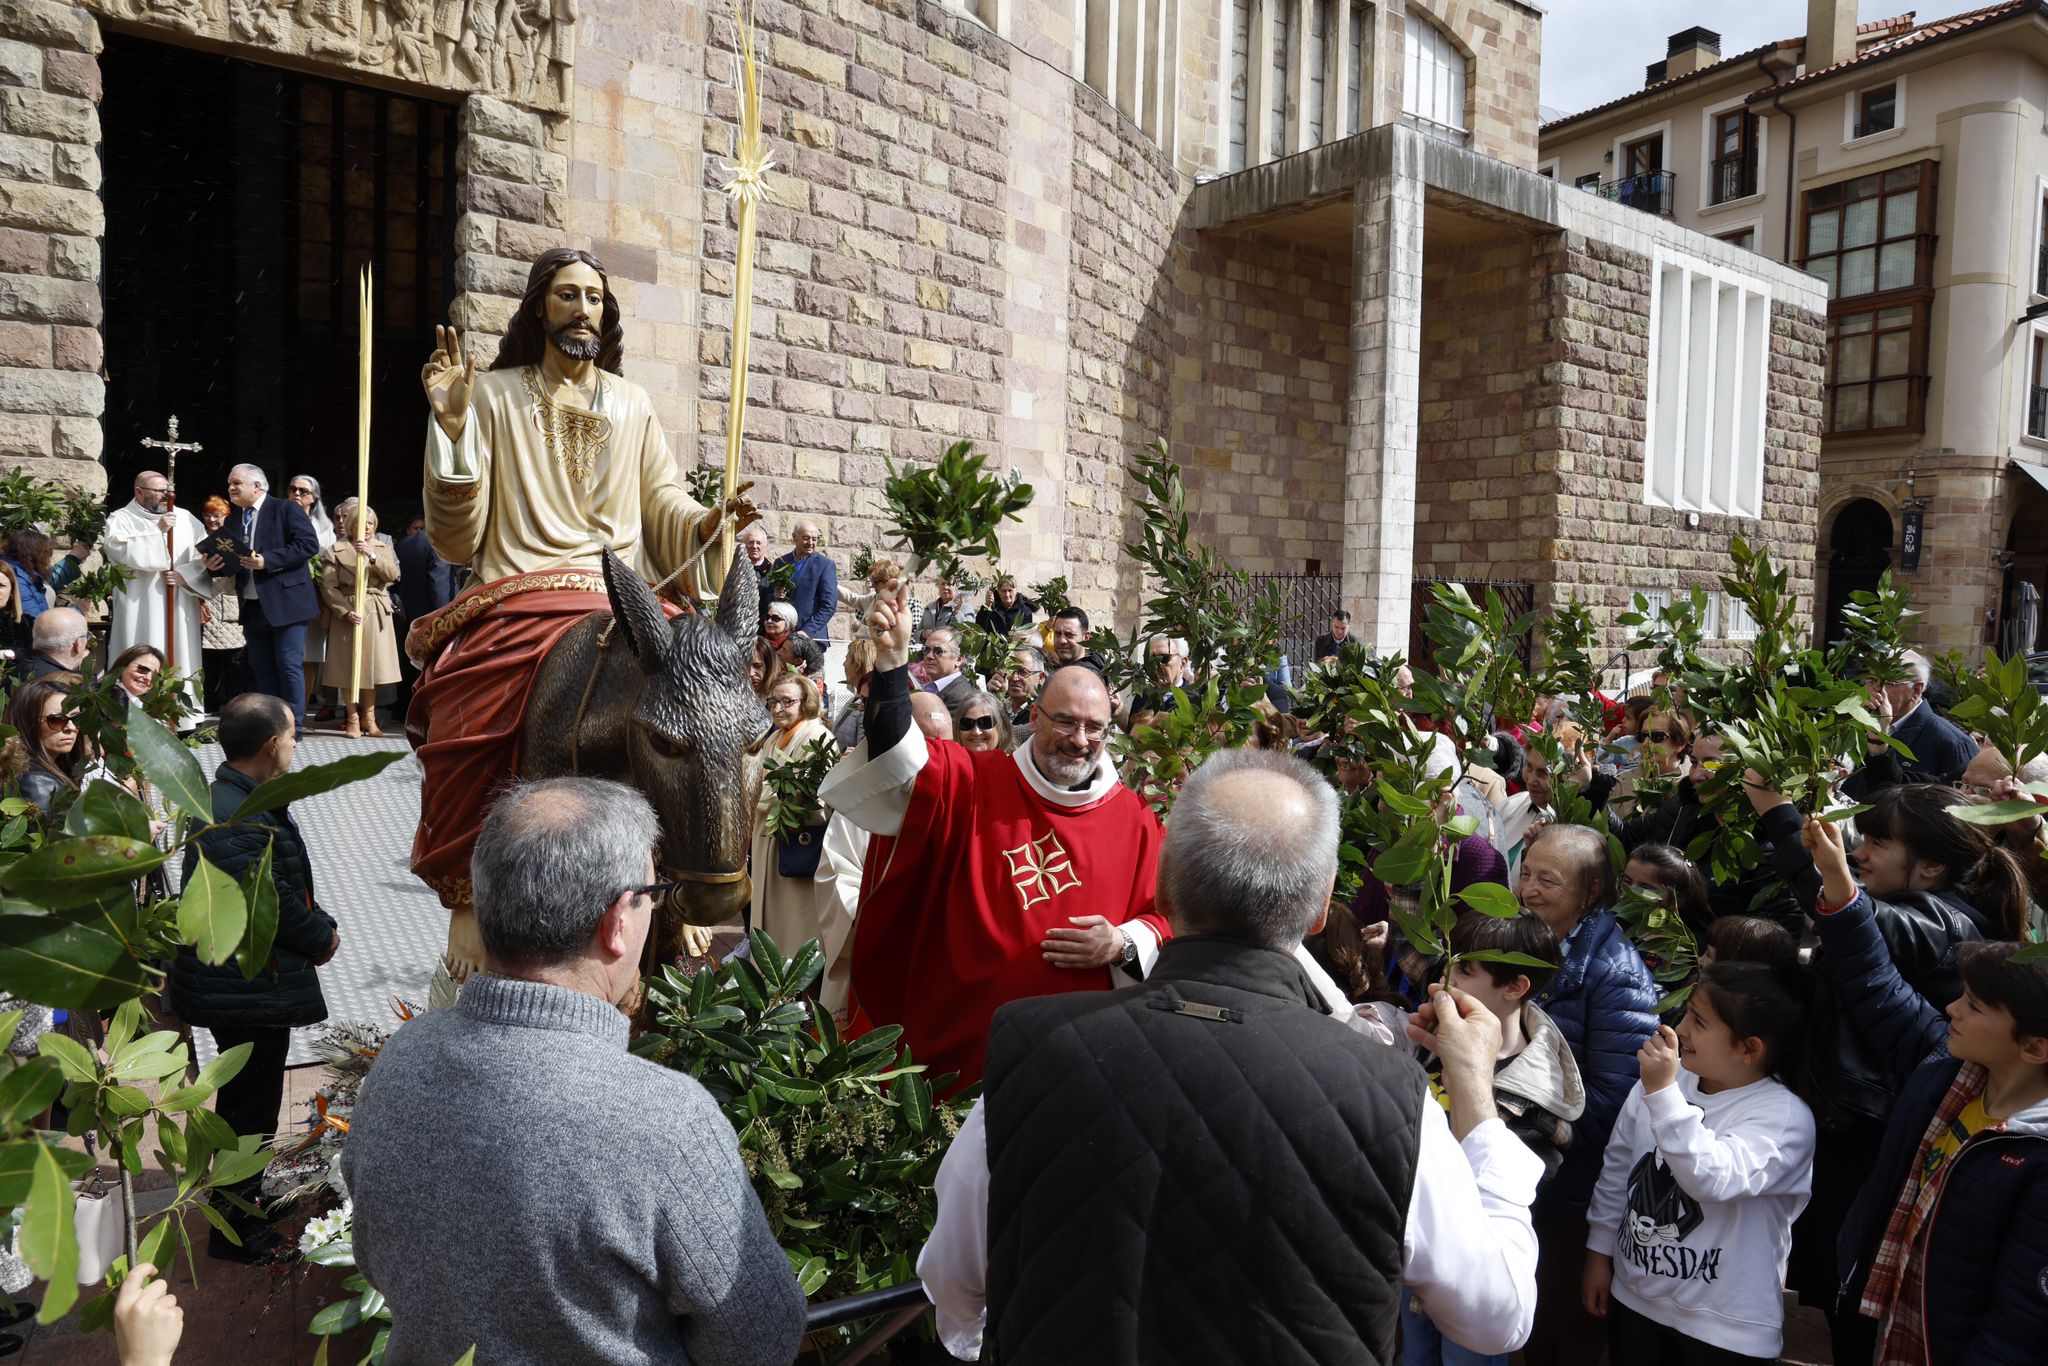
left=1116, top=926, right=1138, bottom=966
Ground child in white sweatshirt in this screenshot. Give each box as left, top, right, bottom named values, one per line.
left=1582, top=961, right=1832, bottom=1363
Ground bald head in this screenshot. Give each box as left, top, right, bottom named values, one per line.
left=32, top=606, right=88, bottom=664
left=134, top=469, right=170, bottom=513
left=1161, top=748, right=1340, bottom=948
left=1965, top=742, right=2048, bottom=789
left=1030, top=665, right=1112, bottom=787
left=910, top=691, right=954, bottom=741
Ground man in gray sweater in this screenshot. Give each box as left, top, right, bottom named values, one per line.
left=342, top=777, right=805, bottom=1365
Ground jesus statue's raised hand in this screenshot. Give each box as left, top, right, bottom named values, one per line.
left=421, top=324, right=477, bottom=441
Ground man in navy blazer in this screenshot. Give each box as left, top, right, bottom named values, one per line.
left=1845, top=648, right=1978, bottom=796
left=205, top=463, right=320, bottom=728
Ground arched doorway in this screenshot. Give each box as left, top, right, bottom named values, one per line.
left=1823, top=499, right=1893, bottom=647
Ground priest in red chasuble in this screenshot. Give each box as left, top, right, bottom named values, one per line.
left=819, top=582, right=1169, bottom=1091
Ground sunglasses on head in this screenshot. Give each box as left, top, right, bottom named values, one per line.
left=40, top=713, right=76, bottom=732
left=959, top=715, right=997, bottom=732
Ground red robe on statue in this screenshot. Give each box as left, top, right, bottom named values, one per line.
left=824, top=726, right=1168, bottom=1093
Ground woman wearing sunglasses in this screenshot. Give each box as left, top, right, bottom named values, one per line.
left=948, top=688, right=1012, bottom=754
left=1, top=674, right=93, bottom=817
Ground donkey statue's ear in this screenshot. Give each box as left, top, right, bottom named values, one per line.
left=714, top=548, right=759, bottom=641
left=603, top=548, right=672, bottom=677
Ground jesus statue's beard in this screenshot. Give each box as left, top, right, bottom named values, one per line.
left=547, top=319, right=603, bottom=361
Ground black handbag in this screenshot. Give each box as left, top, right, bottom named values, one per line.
left=776, top=822, right=826, bottom=879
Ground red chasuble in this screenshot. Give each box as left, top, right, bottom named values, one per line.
left=845, top=739, right=1167, bottom=1093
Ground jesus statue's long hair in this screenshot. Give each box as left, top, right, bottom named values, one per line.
left=492, top=247, right=626, bottom=376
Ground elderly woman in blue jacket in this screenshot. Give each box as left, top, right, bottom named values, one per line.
left=1514, top=821, right=1660, bottom=1366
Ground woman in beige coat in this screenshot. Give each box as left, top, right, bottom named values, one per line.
left=748, top=670, right=849, bottom=1012
left=319, top=499, right=401, bottom=738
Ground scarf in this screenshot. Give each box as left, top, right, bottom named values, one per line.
left=1865, top=1060, right=1990, bottom=1365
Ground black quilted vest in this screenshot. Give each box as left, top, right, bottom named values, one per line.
left=982, top=936, right=1425, bottom=1365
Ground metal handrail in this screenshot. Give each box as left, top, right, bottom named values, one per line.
left=805, top=1279, right=929, bottom=1333
left=1599, top=169, right=1678, bottom=217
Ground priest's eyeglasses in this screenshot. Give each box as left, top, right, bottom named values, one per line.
left=1040, top=712, right=1110, bottom=741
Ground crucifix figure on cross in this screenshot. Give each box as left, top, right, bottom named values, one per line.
left=128, top=415, right=207, bottom=678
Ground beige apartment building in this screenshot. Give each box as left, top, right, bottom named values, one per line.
left=1542, top=0, right=2048, bottom=661
left=0, top=0, right=1821, bottom=660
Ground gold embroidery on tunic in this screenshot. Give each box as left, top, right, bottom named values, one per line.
left=520, top=365, right=611, bottom=483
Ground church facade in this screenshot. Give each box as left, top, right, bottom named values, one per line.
left=4, top=0, right=1825, bottom=657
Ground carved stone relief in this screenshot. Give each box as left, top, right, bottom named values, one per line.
left=85, top=0, right=576, bottom=112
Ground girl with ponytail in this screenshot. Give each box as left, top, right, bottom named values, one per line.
left=1749, top=781, right=2025, bottom=1012
left=1582, top=961, right=1831, bottom=1362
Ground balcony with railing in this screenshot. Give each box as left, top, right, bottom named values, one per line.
left=1711, top=150, right=1758, bottom=205
left=1600, top=169, right=1678, bottom=218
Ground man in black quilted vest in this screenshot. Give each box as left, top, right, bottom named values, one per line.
left=917, top=747, right=1545, bottom=1364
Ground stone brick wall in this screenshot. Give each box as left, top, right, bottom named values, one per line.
left=1064, top=87, right=1182, bottom=612
left=0, top=0, right=101, bottom=490
left=1529, top=234, right=1820, bottom=659
left=451, top=96, right=567, bottom=368
left=1414, top=232, right=1544, bottom=586
left=1172, top=231, right=1350, bottom=576
left=694, top=0, right=1013, bottom=556
left=1818, top=451, right=1999, bottom=658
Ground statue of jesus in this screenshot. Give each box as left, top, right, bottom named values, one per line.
left=410, top=246, right=755, bottom=979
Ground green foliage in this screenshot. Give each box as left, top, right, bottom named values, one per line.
left=1611, top=884, right=1700, bottom=1014
left=1412, top=584, right=1535, bottom=765
left=1118, top=677, right=1267, bottom=819
left=848, top=545, right=875, bottom=580
left=0, top=469, right=70, bottom=536
left=683, top=462, right=726, bottom=509
left=762, top=735, right=838, bottom=842
left=56, top=487, right=108, bottom=547
left=0, top=708, right=398, bottom=1332
left=880, top=440, right=1034, bottom=581
left=1029, top=575, right=1070, bottom=619
left=1532, top=598, right=1611, bottom=740
left=634, top=931, right=973, bottom=1306
left=1619, top=587, right=1712, bottom=711
left=1826, top=570, right=1920, bottom=686
left=952, top=621, right=1021, bottom=689
left=764, top=561, right=796, bottom=599
left=1117, top=441, right=1284, bottom=697
left=57, top=563, right=131, bottom=610
left=1943, top=650, right=2048, bottom=778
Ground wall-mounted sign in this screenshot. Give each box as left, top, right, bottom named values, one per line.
left=1901, top=508, right=1924, bottom=571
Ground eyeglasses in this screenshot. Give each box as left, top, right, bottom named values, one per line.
left=1958, top=782, right=2001, bottom=799
left=629, top=879, right=680, bottom=905
left=40, top=713, right=77, bottom=732
left=767, top=696, right=802, bottom=711
left=289, top=486, right=315, bottom=497
left=959, top=715, right=997, bottom=732
left=1040, top=712, right=1110, bottom=741
left=1644, top=730, right=1680, bottom=744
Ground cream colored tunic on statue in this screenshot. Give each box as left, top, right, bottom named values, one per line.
left=102, top=499, right=213, bottom=712
left=422, top=365, right=711, bottom=593
left=749, top=716, right=839, bottom=1000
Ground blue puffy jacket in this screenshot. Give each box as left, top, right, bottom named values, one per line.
left=1813, top=893, right=2048, bottom=1366
left=1530, top=908, right=1660, bottom=1216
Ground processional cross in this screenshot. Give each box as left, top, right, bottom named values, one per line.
left=139, top=416, right=204, bottom=671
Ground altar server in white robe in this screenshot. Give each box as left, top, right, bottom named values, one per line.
left=103, top=470, right=213, bottom=712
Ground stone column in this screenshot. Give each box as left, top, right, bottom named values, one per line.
left=450, top=94, right=566, bottom=368
left=1343, top=137, right=1423, bottom=652
left=0, top=0, right=102, bottom=490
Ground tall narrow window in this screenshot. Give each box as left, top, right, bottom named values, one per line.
left=1228, top=0, right=1251, bottom=170
left=1306, top=0, right=1327, bottom=147
left=1824, top=303, right=1927, bottom=435
left=1269, top=0, right=1291, bottom=158
left=2028, top=331, right=2048, bottom=440
left=1856, top=84, right=1897, bottom=138
left=1710, top=110, right=1757, bottom=203
left=1346, top=2, right=1366, bottom=136
left=1400, top=8, right=1466, bottom=144
left=1625, top=133, right=1664, bottom=176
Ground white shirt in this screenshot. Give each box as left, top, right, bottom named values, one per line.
left=917, top=1095, right=1544, bottom=1360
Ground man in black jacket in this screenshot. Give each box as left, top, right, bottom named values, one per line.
left=171, top=692, right=339, bottom=1261
left=394, top=524, right=459, bottom=716
left=1844, top=649, right=1976, bottom=796
left=917, top=747, right=1545, bottom=1364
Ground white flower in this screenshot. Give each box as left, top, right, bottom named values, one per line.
left=298, top=1199, right=353, bottom=1256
